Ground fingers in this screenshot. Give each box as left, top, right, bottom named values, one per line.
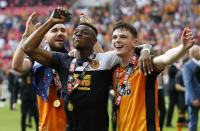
left=150, top=60, right=154, bottom=72
left=34, top=22, right=41, bottom=29
left=26, top=11, right=37, bottom=25
left=79, top=12, right=92, bottom=23
left=146, top=58, right=152, bottom=75
left=142, top=59, right=147, bottom=76
left=57, top=6, right=68, bottom=16
left=189, top=38, right=197, bottom=45
left=68, top=49, right=77, bottom=57
left=137, top=59, right=142, bottom=73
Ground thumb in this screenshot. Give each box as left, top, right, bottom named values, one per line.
left=181, top=28, right=187, bottom=39
left=34, top=22, right=41, bottom=29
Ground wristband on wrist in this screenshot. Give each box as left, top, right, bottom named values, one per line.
left=141, top=48, right=150, bottom=54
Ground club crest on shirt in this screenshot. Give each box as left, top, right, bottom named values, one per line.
left=90, top=60, right=99, bottom=69
left=118, top=83, right=132, bottom=96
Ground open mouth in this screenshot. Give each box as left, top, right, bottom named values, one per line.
left=55, top=39, right=65, bottom=43
left=115, top=44, right=123, bottom=49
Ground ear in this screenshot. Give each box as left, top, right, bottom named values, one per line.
left=132, top=39, right=138, bottom=47
left=93, top=38, right=97, bottom=45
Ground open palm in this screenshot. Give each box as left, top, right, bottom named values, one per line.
left=181, top=28, right=196, bottom=50
left=24, top=11, right=41, bottom=36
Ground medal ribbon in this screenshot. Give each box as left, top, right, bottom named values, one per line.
left=52, top=70, right=62, bottom=98
left=67, top=54, right=96, bottom=95
left=115, top=56, right=137, bottom=107
left=68, top=61, right=90, bottom=94
left=113, top=56, right=137, bottom=123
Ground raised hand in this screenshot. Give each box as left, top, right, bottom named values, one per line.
left=79, top=12, right=93, bottom=24
left=181, top=28, right=196, bottom=50
left=24, top=11, right=41, bottom=37
left=68, top=49, right=77, bottom=58
left=50, top=7, right=69, bottom=24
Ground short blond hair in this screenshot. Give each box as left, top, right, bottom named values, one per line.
left=189, top=45, right=200, bottom=58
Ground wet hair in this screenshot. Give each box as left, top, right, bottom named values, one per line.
left=78, top=22, right=98, bottom=37
left=113, top=22, right=137, bottom=38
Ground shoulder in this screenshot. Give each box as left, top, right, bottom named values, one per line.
left=183, top=60, right=194, bottom=68
left=96, top=51, right=117, bottom=58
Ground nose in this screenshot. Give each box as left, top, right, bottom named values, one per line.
left=115, top=36, right=121, bottom=43
left=57, top=30, right=65, bottom=36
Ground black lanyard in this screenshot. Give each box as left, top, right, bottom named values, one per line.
left=67, top=54, right=96, bottom=95
left=67, top=61, right=90, bottom=94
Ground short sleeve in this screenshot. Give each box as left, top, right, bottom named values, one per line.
left=51, top=52, right=71, bottom=71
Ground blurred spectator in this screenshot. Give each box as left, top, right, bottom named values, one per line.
left=183, top=45, right=200, bottom=131
left=12, top=72, right=38, bottom=131
left=158, top=72, right=166, bottom=131
left=175, top=56, right=190, bottom=131
left=0, top=0, right=8, bottom=9
left=166, top=63, right=179, bottom=127
left=7, top=68, right=16, bottom=110
left=1, top=0, right=200, bottom=73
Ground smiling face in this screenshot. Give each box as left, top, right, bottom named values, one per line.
left=45, top=24, right=67, bottom=51
left=112, top=28, right=138, bottom=58
left=72, top=25, right=96, bottom=50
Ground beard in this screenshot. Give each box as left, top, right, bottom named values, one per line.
left=49, top=44, right=65, bottom=52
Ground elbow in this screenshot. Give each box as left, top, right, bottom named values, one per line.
left=12, top=64, right=21, bottom=72
left=12, top=63, right=21, bottom=73
left=12, top=63, right=18, bottom=72
left=12, top=64, right=26, bottom=75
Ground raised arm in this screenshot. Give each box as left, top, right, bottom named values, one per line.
left=21, top=7, right=68, bottom=67
left=153, top=28, right=196, bottom=71
left=12, top=12, right=40, bottom=74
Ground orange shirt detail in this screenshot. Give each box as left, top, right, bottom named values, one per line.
left=37, top=84, right=66, bottom=131
left=113, top=66, right=160, bottom=131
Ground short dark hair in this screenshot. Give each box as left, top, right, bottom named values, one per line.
left=113, top=22, right=137, bottom=38
left=79, top=22, right=98, bottom=37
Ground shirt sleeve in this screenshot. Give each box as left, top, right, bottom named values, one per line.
left=51, top=52, right=71, bottom=71
left=103, top=51, right=120, bottom=69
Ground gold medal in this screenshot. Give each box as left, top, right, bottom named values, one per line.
left=67, top=102, right=74, bottom=111
left=53, top=99, right=61, bottom=108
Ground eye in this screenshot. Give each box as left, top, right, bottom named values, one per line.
left=112, top=35, right=117, bottom=39
left=61, top=28, right=66, bottom=32
left=82, top=31, right=88, bottom=35
left=51, top=28, right=58, bottom=32
left=121, top=35, right=127, bottom=38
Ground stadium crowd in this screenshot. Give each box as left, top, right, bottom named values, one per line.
left=0, top=0, right=200, bottom=131
left=0, top=0, right=200, bottom=71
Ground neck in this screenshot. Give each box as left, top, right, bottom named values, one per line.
left=76, top=48, right=93, bottom=60
left=119, top=52, right=134, bottom=67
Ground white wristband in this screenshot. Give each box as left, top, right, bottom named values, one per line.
left=141, top=48, right=150, bottom=54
